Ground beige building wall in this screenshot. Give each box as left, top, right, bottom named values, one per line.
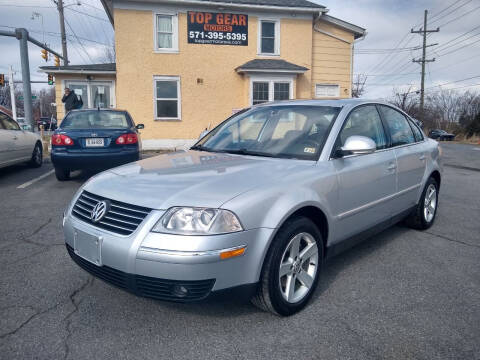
left=114, top=9, right=314, bottom=142
left=311, top=21, right=354, bottom=99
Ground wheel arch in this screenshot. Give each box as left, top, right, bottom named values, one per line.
left=430, top=170, right=441, bottom=189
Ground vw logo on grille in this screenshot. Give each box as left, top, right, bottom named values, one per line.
left=91, top=200, right=109, bottom=223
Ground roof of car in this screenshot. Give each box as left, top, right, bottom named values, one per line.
left=68, top=108, right=127, bottom=112
left=254, top=99, right=383, bottom=107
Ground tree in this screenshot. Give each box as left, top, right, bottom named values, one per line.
left=352, top=74, right=367, bottom=98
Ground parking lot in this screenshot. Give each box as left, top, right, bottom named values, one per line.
left=0, top=142, right=479, bottom=360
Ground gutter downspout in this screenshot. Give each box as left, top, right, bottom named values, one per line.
left=351, top=33, right=366, bottom=97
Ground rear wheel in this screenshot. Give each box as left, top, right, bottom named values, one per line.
left=55, top=167, right=70, bottom=181
left=405, top=177, right=438, bottom=230
left=251, top=216, right=323, bottom=316
left=29, top=143, right=43, bottom=168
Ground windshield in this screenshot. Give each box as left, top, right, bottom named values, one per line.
left=194, top=105, right=340, bottom=160
left=61, top=111, right=131, bottom=129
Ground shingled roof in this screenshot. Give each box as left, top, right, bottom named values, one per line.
left=39, top=63, right=116, bottom=73
left=236, top=59, right=309, bottom=74
left=99, top=0, right=326, bottom=25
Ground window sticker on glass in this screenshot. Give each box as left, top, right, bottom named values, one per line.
left=304, top=147, right=315, bottom=154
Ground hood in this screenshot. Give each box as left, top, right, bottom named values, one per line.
left=83, top=150, right=314, bottom=209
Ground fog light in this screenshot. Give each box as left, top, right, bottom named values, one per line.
left=172, top=284, right=189, bottom=297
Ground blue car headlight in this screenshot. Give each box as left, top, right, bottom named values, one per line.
left=151, top=207, right=243, bottom=235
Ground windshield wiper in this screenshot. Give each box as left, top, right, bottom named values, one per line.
left=216, top=148, right=276, bottom=158
left=190, top=144, right=212, bottom=152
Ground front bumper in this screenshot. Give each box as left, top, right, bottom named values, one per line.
left=51, top=149, right=139, bottom=170
left=64, top=211, right=274, bottom=301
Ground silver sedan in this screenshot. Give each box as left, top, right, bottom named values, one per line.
left=63, top=99, right=442, bottom=316
left=0, top=112, right=43, bottom=169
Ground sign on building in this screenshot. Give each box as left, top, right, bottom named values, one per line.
left=187, top=11, right=248, bottom=46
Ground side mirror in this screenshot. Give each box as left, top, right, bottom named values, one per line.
left=338, top=136, right=376, bottom=156
left=136, top=124, right=144, bottom=129
left=198, top=129, right=209, bottom=140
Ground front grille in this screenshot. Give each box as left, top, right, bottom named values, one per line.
left=71, top=190, right=151, bottom=235
left=66, top=245, right=215, bottom=302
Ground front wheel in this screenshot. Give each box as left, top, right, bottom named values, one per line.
left=405, top=177, right=439, bottom=230
left=55, top=167, right=70, bottom=181
left=251, top=216, right=323, bottom=316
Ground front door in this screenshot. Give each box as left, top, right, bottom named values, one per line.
left=90, top=83, right=111, bottom=108
left=332, top=105, right=396, bottom=241
left=66, top=83, right=88, bottom=110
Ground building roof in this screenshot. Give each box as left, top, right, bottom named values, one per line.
left=192, top=0, right=323, bottom=8
left=236, top=59, right=309, bottom=74
left=318, top=14, right=366, bottom=39
left=39, top=63, right=116, bottom=74
left=100, top=0, right=326, bottom=25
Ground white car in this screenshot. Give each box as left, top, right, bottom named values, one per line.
left=0, top=112, right=43, bottom=169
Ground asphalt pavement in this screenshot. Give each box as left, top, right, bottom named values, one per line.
left=0, top=143, right=479, bottom=360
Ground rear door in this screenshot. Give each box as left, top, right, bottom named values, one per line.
left=377, top=105, right=427, bottom=213
left=331, top=104, right=397, bottom=241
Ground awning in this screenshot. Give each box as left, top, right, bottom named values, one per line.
left=236, top=59, right=309, bottom=75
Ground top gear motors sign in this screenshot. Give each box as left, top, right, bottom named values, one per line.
left=187, top=11, right=248, bottom=46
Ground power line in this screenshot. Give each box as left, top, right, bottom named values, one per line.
left=436, top=4, right=480, bottom=28
left=435, top=24, right=480, bottom=51
left=404, top=75, right=480, bottom=94
left=428, top=0, right=464, bottom=20
left=65, top=7, right=110, bottom=23
left=0, top=24, right=113, bottom=47
left=64, top=17, right=94, bottom=63
left=437, top=38, right=480, bottom=57
left=429, top=0, right=473, bottom=24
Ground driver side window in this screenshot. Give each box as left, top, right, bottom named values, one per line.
left=339, top=105, right=387, bottom=150
left=1, top=115, right=20, bottom=130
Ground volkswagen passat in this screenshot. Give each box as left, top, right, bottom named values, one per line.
left=63, top=100, right=442, bottom=316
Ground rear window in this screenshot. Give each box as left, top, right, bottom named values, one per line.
left=61, top=111, right=131, bottom=129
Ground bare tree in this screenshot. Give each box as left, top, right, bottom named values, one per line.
left=101, top=38, right=116, bottom=63
left=352, top=74, right=367, bottom=98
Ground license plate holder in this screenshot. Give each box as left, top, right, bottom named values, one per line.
left=86, top=138, right=104, bottom=147
left=74, top=229, right=102, bottom=266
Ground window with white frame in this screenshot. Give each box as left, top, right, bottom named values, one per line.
left=251, top=78, right=292, bottom=105
left=155, top=14, right=178, bottom=51
left=315, top=84, right=340, bottom=98
left=258, top=19, right=279, bottom=55
left=154, top=76, right=180, bottom=119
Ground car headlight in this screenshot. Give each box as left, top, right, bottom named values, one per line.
left=151, top=207, right=243, bottom=235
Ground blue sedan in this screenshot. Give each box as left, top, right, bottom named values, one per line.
left=51, top=109, right=144, bottom=181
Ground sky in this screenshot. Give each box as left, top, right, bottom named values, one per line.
left=0, top=0, right=479, bottom=98
left=315, top=0, right=480, bottom=98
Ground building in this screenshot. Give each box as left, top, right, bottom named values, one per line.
left=41, top=0, right=365, bottom=149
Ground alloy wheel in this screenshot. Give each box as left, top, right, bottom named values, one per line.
left=424, top=184, right=437, bottom=222
left=278, top=232, right=318, bottom=303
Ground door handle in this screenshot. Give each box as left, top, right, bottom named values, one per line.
left=13, top=136, right=18, bottom=140
left=419, top=155, right=426, bottom=161
left=387, top=163, right=396, bottom=171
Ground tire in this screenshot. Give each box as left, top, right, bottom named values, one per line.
left=251, top=216, right=324, bottom=316
left=405, top=177, right=439, bottom=230
left=29, top=143, right=43, bottom=168
left=55, top=167, right=70, bottom=181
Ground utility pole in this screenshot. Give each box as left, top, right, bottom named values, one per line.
left=16, top=28, right=34, bottom=130
left=8, top=66, right=17, bottom=122
left=0, top=28, right=64, bottom=131
left=56, top=0, right=69, bottom=65
left=411, top=10, right=439, bottom=118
